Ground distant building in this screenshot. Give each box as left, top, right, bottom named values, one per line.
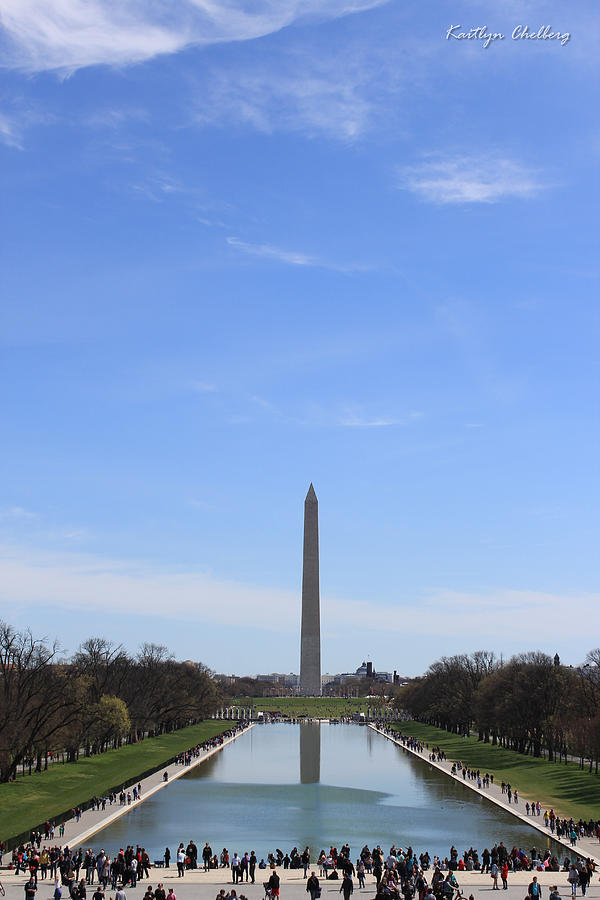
left=349, top=660, right=393, bottom=682
left=256, top=672, right=299, bottom=687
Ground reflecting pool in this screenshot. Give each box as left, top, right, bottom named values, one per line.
left=90, top=723, right=564, bottom=861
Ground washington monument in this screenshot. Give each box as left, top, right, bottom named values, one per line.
left=300, top=483, right=321, bottom=696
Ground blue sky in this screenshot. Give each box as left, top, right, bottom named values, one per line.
left=1, top=0, right=598, bottom=677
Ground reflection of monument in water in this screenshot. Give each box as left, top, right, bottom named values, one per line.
left=299, top=720, right=321, bottom=784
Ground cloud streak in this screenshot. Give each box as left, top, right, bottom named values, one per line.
left=0, top=112, right=23, bottom=148
left=0, top=0, right=388, bottom=73
left=227, top=236, right=368, bottom=273
left=1, top=544, right=597, bottom=655
left=401, top=154, right=547, bottom=204
left=0, top=506, right=38, bottom=519
left=339, top=414, right=403, bottom=428
left=0, top=544, right=299, bottom=632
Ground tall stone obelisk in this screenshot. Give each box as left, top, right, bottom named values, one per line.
left=300, top=483, right=321, bottom=696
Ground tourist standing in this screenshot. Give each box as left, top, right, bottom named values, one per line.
left=24, top=877, right=38, bottom=900
left=490, top=863, right=499, bottom=890
left=250, top=852, right=257, bottom=884
left=528, top=877, right=542, bottom=900
left=267, top=870, right=280, bottom=899
left=231, top=854, right=241, bottom=884
left=307, top=872, right=320, bottom=900
left=164, top=849, right=170, bottom=869
left=500, top=862, right=508, bottom=891
left=176, top=846, right=185, bottom=878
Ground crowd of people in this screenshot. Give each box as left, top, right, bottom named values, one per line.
left=7, top=840, right=598, bottom=900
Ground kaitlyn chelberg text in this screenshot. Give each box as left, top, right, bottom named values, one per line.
left=446, top=25, right=571, bottom=47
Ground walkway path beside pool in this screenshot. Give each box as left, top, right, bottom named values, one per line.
left=368, top=724, right=600, bottom=867
left=38, top=724, right=254, bottom=852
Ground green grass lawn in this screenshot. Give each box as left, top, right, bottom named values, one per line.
left=393, top=721, right=600, bottom=822
left=0, top=720, right=230, bottom=845
left=232, top=696, right=374, bottom=717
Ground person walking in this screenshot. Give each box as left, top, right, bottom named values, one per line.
left=249, top=852, right=257, bottom=884
left=357, top=860, right=366, bottom=889
left=579, top=864, right=590, bottom=897
left=528, top=876, right=542, bottom=900
left=307, top=872, right=320, bottom=900
left=231, top=854, right=241, bottom=884
left=340, top=874, right=353, bottom=900
left=302, top=849, right=311, bottom=879
left=568, top=865, right=579, bottom=898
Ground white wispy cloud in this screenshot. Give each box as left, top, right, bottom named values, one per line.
left=129, top=172, right=183, bottom=202
left=327, top=588, right=600, bottom=644
left=339, top=414, right=402, bottom=428
left=401, top=154, right=546, bottom=204
left=190, top=381, right=218, bottom=393
left=0, top=506, right=38, bottom=519
left=227, top=237, right=368, bottom=273
left=0, top=544, right=299, bottom=631
left=227, top=237, right=315, bottom=267
left=84, top=107, right=149, bottom=129
left=0, top=112, right=23, bottom=148
left=193, top=47, right=388, bottom=141
left=1, top=543, right=597, bottom=650
left=0, top=0, right=388, bottom=73
left=337, top=406, right=423, bottom=428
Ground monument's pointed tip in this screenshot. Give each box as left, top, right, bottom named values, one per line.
left=306, top=482, right=317, bottom=502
